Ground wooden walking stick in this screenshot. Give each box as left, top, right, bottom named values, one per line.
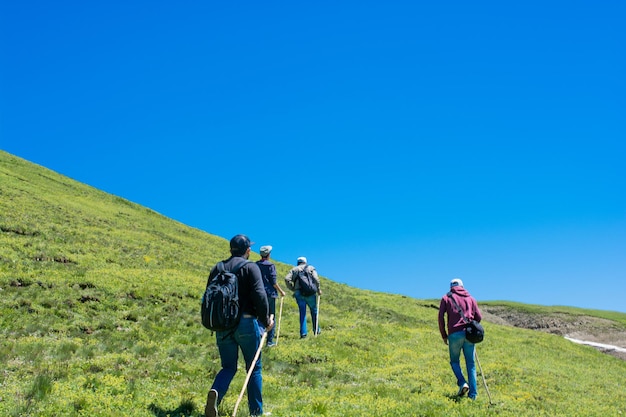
left=475, top=349, right=493, bottom=405
left=315, top=294, right=320, bottom=336
left=232, top=315, right=273, bottom=417
left=275, top=296, right=284, bottom=345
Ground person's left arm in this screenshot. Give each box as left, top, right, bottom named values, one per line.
left=270, top=264, right=286, bottom=296
left=473, top=298, right=483, bottom=322
left=248, top=263, right=272, bottom=328
left=311, top=267, right=322, bottom=295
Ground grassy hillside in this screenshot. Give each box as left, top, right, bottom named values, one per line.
left=1, top=150, right=625, bottom=417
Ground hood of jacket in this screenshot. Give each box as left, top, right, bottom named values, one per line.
left=449, top=286, right=470, bottom=298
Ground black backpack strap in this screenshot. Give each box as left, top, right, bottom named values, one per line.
left=211, top=260, right=247, bottom=282
left=216, top=259, right=249, bottom=274
left=230, top=259, right=250, bottom=274
left=207, top=262, right=225, bottom=287
left=447, top=291, right=469, bottom=324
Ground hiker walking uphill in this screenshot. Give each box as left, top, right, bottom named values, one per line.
left=438, top=278, right=483, bottom=401
left=203, top=234, right=274, bottom=417
left=256, top=245, right=285, bottom=347
left=285, top=257, right=322, bottom=338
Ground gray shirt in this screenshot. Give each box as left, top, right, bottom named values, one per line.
left=284, top=264, right=320, bottom=292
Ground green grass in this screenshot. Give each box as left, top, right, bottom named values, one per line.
left=1, top=149, right=626, bottom=416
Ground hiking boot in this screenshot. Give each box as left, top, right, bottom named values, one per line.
left=205, top=389, right=218, bottom=417
left=457, top=383, right=469, bottom=397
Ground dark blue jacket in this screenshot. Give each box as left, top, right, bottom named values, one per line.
left=256, top=259, right=278, bottom=298
left=208, top=256, right=270, bottom=327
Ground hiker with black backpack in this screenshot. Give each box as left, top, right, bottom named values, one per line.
left=256, top=245, right=285, bottom=347
left=284, top=256, right=322, bottom=338
left=203, top=234, right=274, bottom=417
left=438, top=278, right=483, bottom=401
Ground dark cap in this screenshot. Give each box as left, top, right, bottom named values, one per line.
left=230, top=234, right=254, bottom=254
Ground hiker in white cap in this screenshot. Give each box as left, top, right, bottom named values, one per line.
left=438, top=278, right=483, bottom=400
left=256, top=245, right=285, bottom=347
left=285, top=256, right=322, bottom=338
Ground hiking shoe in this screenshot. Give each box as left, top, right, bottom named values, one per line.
left=205, top=389, right=218, bottom=417
left=267, top=342, right=276, bottom=347
left=300, top=334, right=307, bottom=339
left=457, top=383, right=469, bottom=397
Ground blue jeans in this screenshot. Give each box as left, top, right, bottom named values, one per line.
left=212, top=316, right=264, bottom=415
left=448, top=330, right=477, bottom=399
left=266, top=296, right=276, bottom=344
left=294, top=291, right=318, bottom=337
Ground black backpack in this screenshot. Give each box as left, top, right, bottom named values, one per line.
left=201, top=260, right=249, bottom=331
left=296, top=266, right=318, bottom=296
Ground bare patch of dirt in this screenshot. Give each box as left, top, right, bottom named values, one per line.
left=481, top=306, right=626, bottom=361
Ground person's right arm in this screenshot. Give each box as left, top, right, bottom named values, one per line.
left=438, top=298, right=448, bottom=344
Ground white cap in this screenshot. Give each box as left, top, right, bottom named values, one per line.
left=260, top=245, right=272, bottom=257
left=450, top=278, right=464, bottom=288
left=297, top=256, right=307, bottom=264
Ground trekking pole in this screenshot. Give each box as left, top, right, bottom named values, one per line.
left=315, top=294, right=320, bottom=336
left=474, top=349, right=493, bottom=405
left=232, top=315, right=273, bottom=417
left=275, top=296, right=284, bottom=346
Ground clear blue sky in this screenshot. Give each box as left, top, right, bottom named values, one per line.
left=1, top=1, right=625, bottom=312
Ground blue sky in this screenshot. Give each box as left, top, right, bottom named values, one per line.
left=1, top=1, right=625, bottom=312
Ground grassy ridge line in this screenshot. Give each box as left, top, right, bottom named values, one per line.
left=1, top=150, right=626, bottom=416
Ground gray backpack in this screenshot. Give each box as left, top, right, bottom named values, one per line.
left=296, top=266, right=318, bottom=296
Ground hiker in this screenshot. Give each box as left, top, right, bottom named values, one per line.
left=284, top=256, right=322, bottom=338
left=438, top=278, right=483, bottom=400
left=256, top=245, right=286, bottom=347
left=205, top=234, right=274, bottom=417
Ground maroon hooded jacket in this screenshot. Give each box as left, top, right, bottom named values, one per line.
left=438, top=285, right=482, bottom=339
